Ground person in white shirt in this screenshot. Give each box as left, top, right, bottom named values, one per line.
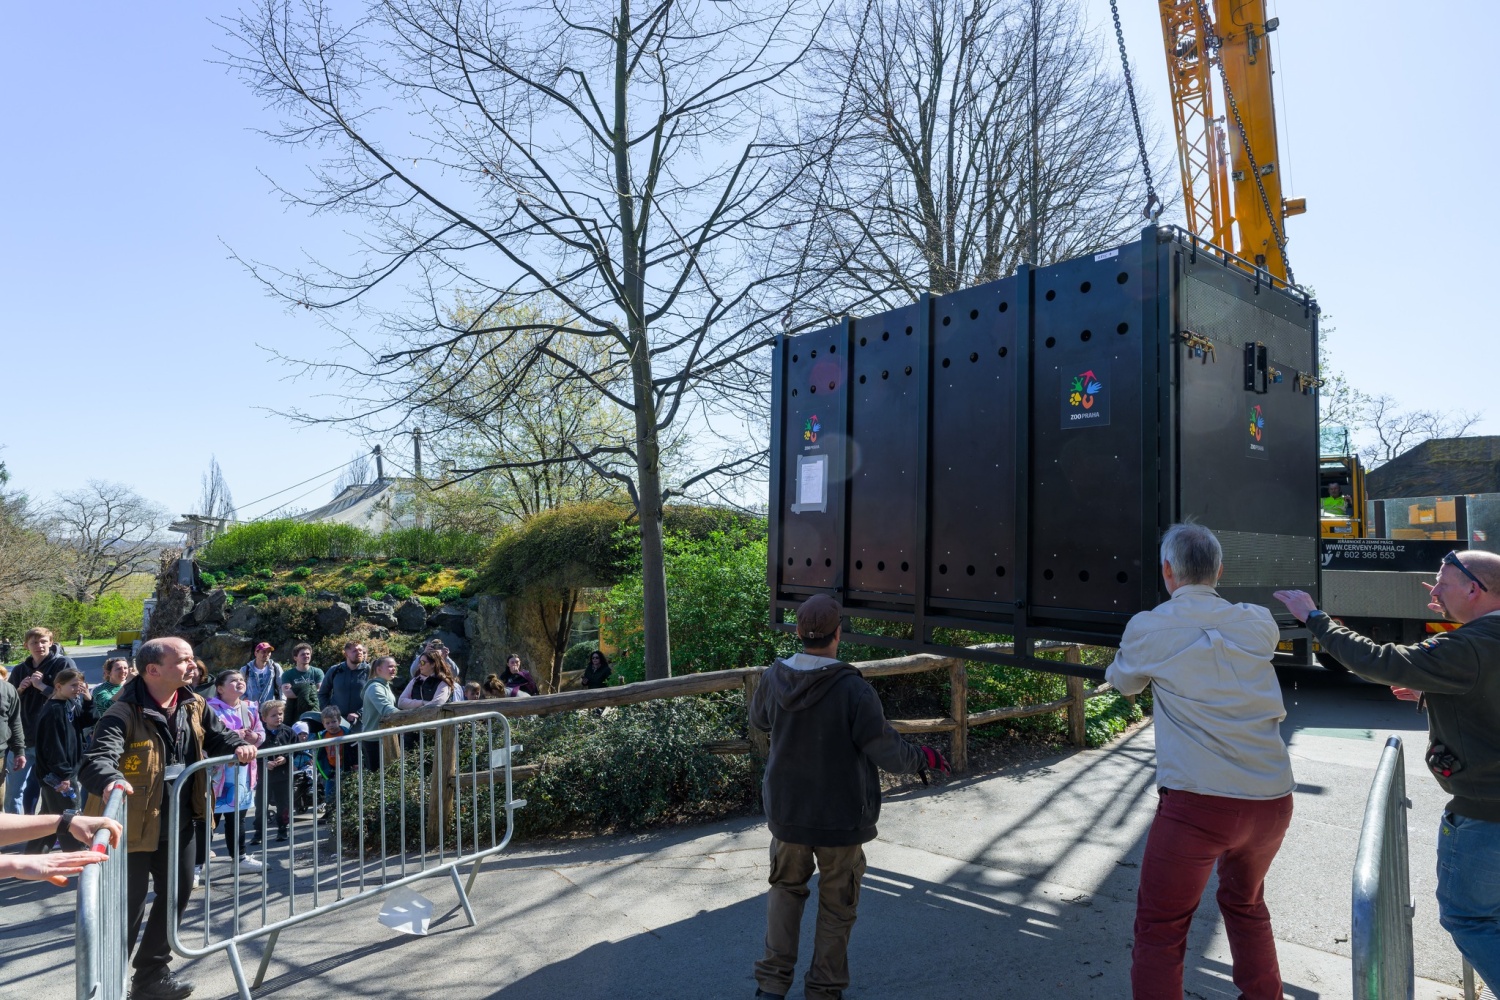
left=1106, top=522, right=1295, bottom=1000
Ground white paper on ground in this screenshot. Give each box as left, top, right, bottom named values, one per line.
left=377, top=886, right=434, bottom=936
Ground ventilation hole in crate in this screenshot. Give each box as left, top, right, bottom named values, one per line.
left=938, top=564, right=948, bottom=575
left=828, top=381, right=836, bottom=390
left=855, top=560, right=863, bottom=570
left=1043, top=569, right=1055, bottom=580
left=1045, top=289, right=1056, bottom=301
left=905, top=326, right=913, bottom=335
left=969, top=309, right=979, bottom=320
left=901, top=561, right=910, bottom=572
left=999, top=301, right=1009, bottom=313
left=882, top=370, right=890, bottom=380
left=805, top=558, right=813, bottom=567
left=1117, top=322, right=1129, bottom=335
left=792, top=389, right=798, bottom=397
left=941, top=358, right=951, bottom=368
left=942, top=315, right=951, bottom=326
left=825, top=558, right=832, bottom=567
left=858, top=375, right=866, bottom=384
left=998, top=346, right=1008, bottom=358
left=1080, top=280, right=1092, bottom=293
left=792, top=354, right=799, bottom=362
left=1080, top=329, right=1092, bottom=342
left=810, top=349, right=817, bottom=358
left=829, top=344, right=837, bottom=353
left=882, top=331, right=890, bottom=341
left=877, top=560, right=886, bottom=571
left=965, top=565, right=976, bottom=576
left=809, top=385, right=816, bottom=394
left=1117, top=271, right=1129, bottom=284
left=995, top=566, right=1006, bottom=577
left=969, top=352, right=979, bottom=363
left=1044, top=337, right=1056, bottom=348
left=1117, top=571, right=1129, bottom=583
left=786, top=557, right=793, bottom=566
left=904, top=365, right=912, bottom=376
left=859, top=336, right=867, bottom=346
left=1079, top=570, right=1090, bottom=582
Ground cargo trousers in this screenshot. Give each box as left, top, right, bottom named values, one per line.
left=754, top=838, right=865, bottom=1000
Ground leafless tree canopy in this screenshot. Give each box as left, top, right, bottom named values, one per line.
left=198, top=455, right=238, bottom=523
left=1356, top=395, right=1483, bottom=468
left=0, top=462, right=61, bottom=611
left=768, top=0, right=1160, bottom=318
left=225, top=0, right=827, bottom=677
left=48, top=481, right=169, bottom=603
left=331, top=450, right=374, bottom=498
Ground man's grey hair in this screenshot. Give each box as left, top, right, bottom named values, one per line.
left=1160, top=523, right=1223, bottom=585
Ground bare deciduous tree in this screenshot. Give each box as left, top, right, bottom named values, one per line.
left=769, top=0, right=1160, bottom=318
left=198, top=455, right=238, bottom=529
left=49, top=481, right=169, bottom=603
left=226, top=0, right=829, bottom=679
left=331, top=450, right=374, bottom=498
left=1358, top=394, right=1483, bottom=468
left=0, top=462, right=60, bottom=612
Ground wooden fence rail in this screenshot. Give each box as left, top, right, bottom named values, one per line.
left=386, top=644, right=1119, bottom=838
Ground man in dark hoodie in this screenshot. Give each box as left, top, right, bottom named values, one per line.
left=1276, top=548, right=1500, bottom=992
left=748, top=594, right=948, bottom=1000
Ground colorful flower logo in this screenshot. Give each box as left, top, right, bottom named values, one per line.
left=1249, top=404, right=1265, bottom=441
left=1068, top=370, right=1102, bottom=409
left=803, top=415, right=821, bottom=443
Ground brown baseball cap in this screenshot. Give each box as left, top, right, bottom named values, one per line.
left=795, top=594, right=842, bottom=643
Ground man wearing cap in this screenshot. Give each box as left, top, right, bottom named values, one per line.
left=241, top=643, right=284, bottom=706
left=748, top=594, right=948, bottom=1000
left=1276, top=548, right=1500, bottom=993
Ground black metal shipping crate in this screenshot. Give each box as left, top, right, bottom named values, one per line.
left=768, top=227, right=1321, bottom=659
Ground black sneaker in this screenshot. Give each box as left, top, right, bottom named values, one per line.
left=130, top=967, right=195, bottom=1000
left=275, top=832, right=288, bottom=843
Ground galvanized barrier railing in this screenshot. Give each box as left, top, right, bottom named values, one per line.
left=76, top=783, right=130, bottom=1000
left=1352, top=736, right=1415, bottom=1000
left=166, top=711, right=523, bottom=1000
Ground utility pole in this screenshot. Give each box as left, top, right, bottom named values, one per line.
left=373, top=444, right=385, bottom=481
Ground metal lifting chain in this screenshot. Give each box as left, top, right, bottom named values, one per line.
left=1109, top=0, right=1162, bottom=222
left=1192, top=0, right=1295, bottom=285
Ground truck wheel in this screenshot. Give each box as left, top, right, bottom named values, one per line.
left=1316, top=651, right=1350, bottom=673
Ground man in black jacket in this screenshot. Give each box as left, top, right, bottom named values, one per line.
left=8, top=626, right=74, bottom=815
left=81, top=637, right=255, bottom=1000
left=1276, top=548, right=1500, bottom=991
left=748, top=595, right=947, bottom=1000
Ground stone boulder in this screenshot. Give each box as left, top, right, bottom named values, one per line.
left=177, top=622, right=219, bottom=648
left=465, top=595, right=509, bottom=679
left=316, top=602, right=354, bottom=637
left=426, top=603, right=468, bottom=633
left=316, top=590, right=339, bottom=601
left=224, top=603, right=262, bottom=635
left=394, top=599, right=428, bottom=633
left=195, top=632, right=258, bottom=672
left=191, top=589, right=229, bottom=626
left=353, top=598, right=398, bottom=629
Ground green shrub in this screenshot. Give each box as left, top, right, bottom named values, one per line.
left=455, top=568, right=477, bottom=580
left=280, top=583, right=307, bottom=597
left=199, top=571, right=222, bottom=588
left=387, top=558, right=409, bottom=570
left=254, top=567, right=275, bottom=580
left=303, top=557, right=320, bottom=566
left=366, top=568, right=389, bottom=584
left=382, top=527, right=489, bottom=564
left=562, top=641, right=598, bottom=676
left=437, top=586, right=462, bottom=603
left=354, top=559, right=373, bottom=569
left=413, top=573, right=432, bottom=586
left=248, top=594, right=269, bottom=606
left=430, top=565, right=445, bottom=573
left=369, top=591, right=386, bottom=602
left=0, top=591, right=146, bottom=643
left=291, top=566, right=314, bottom=580
left=237, top=580, right=267, bottom=596
left=385, top=583, right=413, bottom=600
left=343, top=583, right=369, bottom=599
left=418, top=596, right=441, bottom=610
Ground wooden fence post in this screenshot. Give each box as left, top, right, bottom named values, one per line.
left=1065, top=645, right=1088, bottom=747
left=743, top=672, right=769, bottom=761
left=948, top=660, right=968, bottom=773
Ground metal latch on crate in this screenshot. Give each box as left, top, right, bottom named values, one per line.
left=1180, top=330, right=1215, bottom=363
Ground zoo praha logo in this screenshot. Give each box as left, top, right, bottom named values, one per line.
left=803, top=415, right=821, bottom=445
left=1247, top=404, right=1268, bottom=459
left=1061, top=365, right=1110, bottom=429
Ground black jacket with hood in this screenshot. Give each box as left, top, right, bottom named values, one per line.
left=749, top=655, right=923, bottom=846
left=13, top=649, right=74, bottom=744
left=35, top=694, right=95, bottom=784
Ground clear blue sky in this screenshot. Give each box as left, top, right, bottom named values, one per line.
left=2, top=1, right=1493, bottom=519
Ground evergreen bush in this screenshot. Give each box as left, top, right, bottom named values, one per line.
left=280, top=583, right=307, bottom=597
left=343, top=583, right=369, bottom=599
left=385, top=583, right=413, bottom=600
left=437, top=586, right=462, bottom=602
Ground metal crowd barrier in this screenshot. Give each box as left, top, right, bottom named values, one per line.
left=166, top=711, right=524, bottom=1000
left=1352, top=736, right=1415, bottom=1000
left=76, top=783, right=130, bottom=1000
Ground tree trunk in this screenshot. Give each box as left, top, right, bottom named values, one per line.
left=635, top=412, right=672, bottom=680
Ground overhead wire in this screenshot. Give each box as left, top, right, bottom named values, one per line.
left=253, top=466, right=364, bottom=521
left=231, top=455, right=368, bottom=516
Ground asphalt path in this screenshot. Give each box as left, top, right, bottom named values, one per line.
left=0, top=660, right=1476, bottom=999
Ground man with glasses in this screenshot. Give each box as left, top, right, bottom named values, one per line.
left=1276, top=548, right=1500, bottom=991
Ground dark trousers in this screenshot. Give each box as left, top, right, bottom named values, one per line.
left=127, top=827, right=195, bottom=978
left=1131, top=788, right=1294, bottom=1000
left=24, top=783, right=83, bottom=853
left=754, top=838, right=866, bottom=1000
left=195, top=810, right=247, bottom=864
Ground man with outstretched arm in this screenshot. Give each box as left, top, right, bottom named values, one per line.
left=80, top=636, right=256, bottom=1000
left=748, top=594, right=949, bottom=1000
left=1108, top=523, right=1296, bottom=1000
left=1275, top=548, right=1500, bottom=992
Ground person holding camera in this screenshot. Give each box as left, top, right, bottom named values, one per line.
left=1276, top=548, right=1500, bottom=993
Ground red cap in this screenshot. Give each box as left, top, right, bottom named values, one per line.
left=255, top=642, right=274, bottom=652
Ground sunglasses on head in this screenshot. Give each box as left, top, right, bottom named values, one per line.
left=1445, top=551, right=1489, bottom=592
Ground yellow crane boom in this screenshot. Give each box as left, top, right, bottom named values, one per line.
left=1158, top=0, right=1305, bottom=281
